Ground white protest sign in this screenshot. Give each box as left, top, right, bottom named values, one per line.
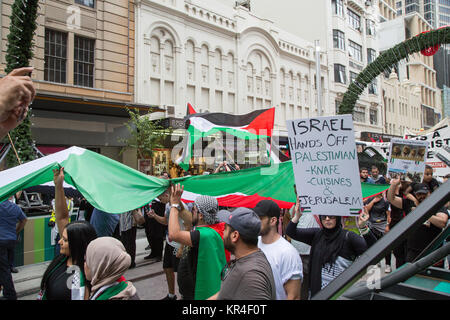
left=287, top=115, right=363, bottom=216
left=387, top=138, right=429, bottom=182
left=404, top=119, right=450, bottom=178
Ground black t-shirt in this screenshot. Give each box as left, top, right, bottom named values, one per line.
left=177, top=230, right=200, bottom=300
left=79, top=200, right=94, bottom=222
left=407, top=206, right=448, bottom=251
left=390, top=196, right=405, bottom=223
left=45, top=261, right=72, bottom=300
left=147, top=200, right=166, bottom=238
left=364, top=198, right=389, bottom=223
left=401, top=196, right=448, bottom=251
left=410, top=179, right=440, bottom=194
left=426, top=178, right=440, bottom=192
left=401, top=198, right=416, bottom=215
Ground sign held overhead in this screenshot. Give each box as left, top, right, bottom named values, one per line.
left=287, top=115, right=363, bottom=216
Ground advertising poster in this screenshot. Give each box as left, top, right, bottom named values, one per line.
left=387, top=138, right=428, bottom=182
left=404, top=119, right=450, bottom=178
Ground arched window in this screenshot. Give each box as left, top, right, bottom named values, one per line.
left=227, top=52, right=235, bottom=89
left=147, top=27, right=178, bottom=108
left=164, top=40, right=174, bottom=78
left=201, top=44, right=209, bottom=84
left=150, top=36, right=160, bottom=74
left=186, top=40, right=195, bottom=82
left=164, top=40, right=175, bottom=105
left=288, top=71, right=294, bottom=101
left=280, top=69, right=286, bottom=101
left=214, top=49, right=222, bottom=86
left=246, top=50, right=273, bottom=111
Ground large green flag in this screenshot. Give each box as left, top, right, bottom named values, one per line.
left=175, top=161, right=390, bottom=211
left=0, top=147, right=168, bottom=213
left=0, top=147, right=389, bottom=213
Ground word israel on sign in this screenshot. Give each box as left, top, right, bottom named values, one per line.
left=287, top=115, right=363, bottom=216
left=387, top=138, right=429, bottom=182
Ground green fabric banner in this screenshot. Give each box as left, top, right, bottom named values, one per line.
left=194, top=227, right=227, bottom=300
left=0, top=147, right=389, bottom=214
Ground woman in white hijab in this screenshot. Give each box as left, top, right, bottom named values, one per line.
left=84, top=237, right=139, bottom=300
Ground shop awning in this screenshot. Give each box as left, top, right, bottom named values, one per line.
left=32, top=93, right=164, bottom=118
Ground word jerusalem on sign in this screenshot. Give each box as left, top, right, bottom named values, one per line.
left=287, top=115, right=363, bottom=217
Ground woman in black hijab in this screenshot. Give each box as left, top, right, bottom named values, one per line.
left=286, top=201, right=369, bottom=298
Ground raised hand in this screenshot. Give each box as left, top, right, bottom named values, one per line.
left=53, top=167, right=65, bottom=187
left=357, top=207, right=370, bottom=228
left=170, top=184, right=184, bottom=205
left=0, top=67, right=35, bottom=136
left=390, top=175, right=402, bottom=186
left=291, top=195, right=303, bottom=223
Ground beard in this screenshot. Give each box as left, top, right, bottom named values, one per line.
left=259, top=219, right=272, bottom=237
left=259, top=224, right=270, bottom=237
left=223, top=233, right=235, bottom=254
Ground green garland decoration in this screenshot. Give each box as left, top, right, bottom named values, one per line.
left=4, top=0, right=40, bottom=168
left=338, top=26, right=450, bottom=115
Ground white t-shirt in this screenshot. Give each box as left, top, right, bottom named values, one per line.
left=258, top=236, right=303, bottom=300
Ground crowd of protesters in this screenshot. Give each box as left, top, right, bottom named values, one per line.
left=0, top=67, right=449, bottom=300
left=1, top=161, right=448, bottom=301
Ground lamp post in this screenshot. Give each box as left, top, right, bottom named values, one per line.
left=315, top=40, right=322, bottom=116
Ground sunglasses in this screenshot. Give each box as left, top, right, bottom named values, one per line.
left=320, top=215, right=337, bottom=220
left=221, top=259, right=236, bottom=281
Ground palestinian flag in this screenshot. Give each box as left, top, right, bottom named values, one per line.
left=173, top=161, right=390, bottom=214
left=187, top=102, right=197, bottom=115
left=176, top=107, right=275, bottom=170
left=195, top=226, right=227, bottom=300
left=0, top=146, right=388, bottom=216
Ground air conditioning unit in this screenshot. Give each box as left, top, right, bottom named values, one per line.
left=166, top=106, right=175, bottom=117
left=365, top=0, right=372, bottom=6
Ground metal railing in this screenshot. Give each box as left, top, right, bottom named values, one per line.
left=311, top=180, right=450, bottom=300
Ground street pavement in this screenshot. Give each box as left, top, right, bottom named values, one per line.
left=7, top=227, right=420, bottom=300
left=12, top=228, right=181, bottom=300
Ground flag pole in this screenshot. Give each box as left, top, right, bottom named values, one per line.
left=315, top=40, right=322, bottom=116
left=7, top=133, right=22, bottom=165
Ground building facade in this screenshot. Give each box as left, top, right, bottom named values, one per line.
left=393, top=0, right=448, bottom=115
left=0, top=0, right=155, bottom=167
left=443, top=85, right=450, bottom=117
left=379, top=5, right=442, bottom=131
left=135, top=0, right=330, bottom=173
left=382, top=71, right=422, bottom=135
left=244, top=0, right=384, bottom=134
left=394, top=0, right=450, bottom=27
